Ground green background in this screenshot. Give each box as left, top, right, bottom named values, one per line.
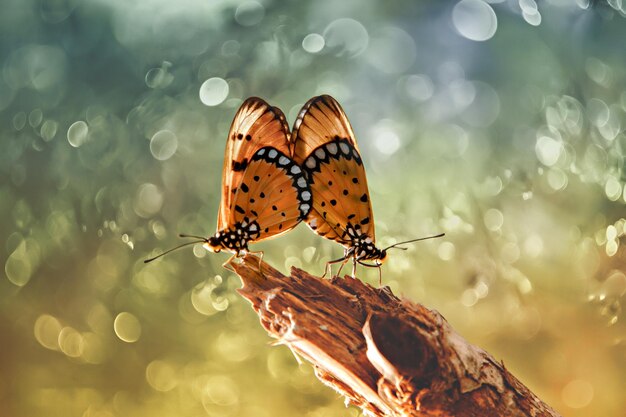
left=1, top=0, right=625, bottom=416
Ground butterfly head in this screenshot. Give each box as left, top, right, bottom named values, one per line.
left=377, top=249, right=388, bottom=264
left=366, top=246, right=387, bottom=265
left=203, top=235, right=223, bottom=253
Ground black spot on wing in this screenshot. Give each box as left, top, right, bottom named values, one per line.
left=232, top=159, right=248, bottom=172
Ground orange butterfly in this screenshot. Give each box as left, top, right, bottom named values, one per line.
left=291, top=95, right=443, bottom=280
left=145, top=97, right=311, bottom=264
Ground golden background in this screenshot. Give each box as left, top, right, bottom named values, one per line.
left=1, top=1, right=625, bottom=416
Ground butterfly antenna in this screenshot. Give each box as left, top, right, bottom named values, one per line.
left=144, top=235, right=209, bottom=263
left=179, top=233, right=209, bottom=240
left=383, top=233, right=445, bottom=251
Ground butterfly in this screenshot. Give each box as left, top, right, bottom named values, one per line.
left=290, top=95, right=443, bottom=280
left=145, top=97, right=311, bottom=265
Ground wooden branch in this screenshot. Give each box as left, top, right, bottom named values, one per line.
left=229, top=254, right=561, bottom=417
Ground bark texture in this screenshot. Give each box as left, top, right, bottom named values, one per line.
left=229, top=254, right=561, bottom=417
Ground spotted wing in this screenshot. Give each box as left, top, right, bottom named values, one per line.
left=291, top=95, right=375, bottom=246
left=291, top=95, right=361, bottom=164
left=227, top=146, right=311, bottom=243
left=218, top=97, right=291, bottom=231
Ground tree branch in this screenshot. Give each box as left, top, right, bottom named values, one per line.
left=229, top=254, right=561, bottom=417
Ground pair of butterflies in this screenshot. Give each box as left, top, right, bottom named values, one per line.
left=147, top=95, right=442, bottom=278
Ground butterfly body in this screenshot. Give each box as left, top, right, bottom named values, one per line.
left=145, top=98, right=311, bottom=265
left=290, top=95, right=391, bottom=275
left=204, top=143, right=311, bottom=256
left=204, top=218, right=261, bottom=253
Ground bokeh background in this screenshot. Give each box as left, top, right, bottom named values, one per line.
left=1, top=0, right=626, bottom=416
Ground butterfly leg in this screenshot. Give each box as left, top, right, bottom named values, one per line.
left=358, top=261, right=384, bottom=286
left=221, top=252, right=239, bottom=272
left=336, top=258, right=349, bottom=278
left=246, top=250, right=265, bottom=276
left=323, top=256, right=348, bottom=278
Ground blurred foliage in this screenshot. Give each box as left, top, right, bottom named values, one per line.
left=1, top=0, right=626, bottom=416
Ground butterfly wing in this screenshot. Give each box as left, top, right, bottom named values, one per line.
left=292, top=95, right=361, bottom=163
left=218, top=97, right=291, bottom=231
left=228, top=146, right=310, bottom=242
left=291, top=95, right=375, bottom=246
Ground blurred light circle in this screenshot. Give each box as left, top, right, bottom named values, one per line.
left=146, top=360, right=178, bottom=391
left=524, top=234, right=544, bottom=258
left=371, top=120, right=401, bottom=156
left=5, top=239, right=38, bottom=287
left=535, top=136, right=562, bottom=166
left=145, top=66, right=173, bottom=89
left=199, top=77, right=229, bottom=106
left=302, top=33, right=325, bottom=53
left=461, top=289, right=478, bottom=306
left=452, top=0, right=498, bottom=42
left=404, top=74, right=434, bottom=102
left=34, top=314, right=62, bottom=350
left=191, top=281, right=218, bottom=316
left=58, top=327, right=84, bottom=357
left=323, top=18, right=369, bottom=57
left=29, top=109, right=43, bottom=127
left=605, top=177, right=622, bottom=201
left=449, top=79, right=476, bottom=108
left=586, top=58, right=611, bottom=87
left=81, top=332, right=106, bottom=364
left=134, top=183, right=164, bottom=218
left=234, top=1, right=265, bottom=27
left=547, top=168, right=568, bottom=191
left=519, top=0, right=538, bottom=13
left=438, top=241, right=456, bottom=261
left=67, top=120, right=89, bottom=147
left=13, top=112, right=26, bottom=130
left=5, top=45, right=67, bottom=91
left=522, top=9, right=541, bottom=26
left=114, top=312, right=141, bottom=343
left=40, top=120, right=58, bottom=142
left=366, top=27, right=417, bottom=74
left=587, top=98, right=609, bottom=127
left=221, top=40, right=241, bottom=56
left=202, top=375, right=240, bottom=407
left=561, top=379, right=594, bottom=409
left=602, top=270, right=626, bottom=298
left=150, top=130, right=178, bottom=161
left=483, top=208, right=504, bottom=231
